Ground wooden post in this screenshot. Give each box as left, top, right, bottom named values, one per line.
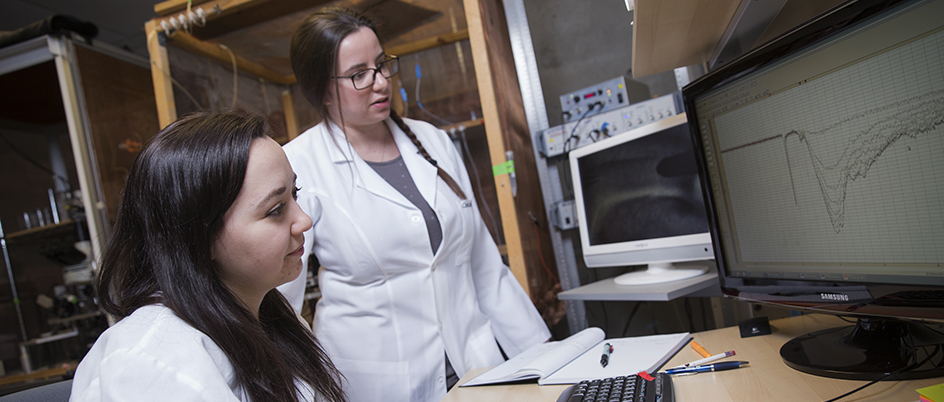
left=463, top=0, right=558, bottom=303
left=281, top=88, right=299, bottom=141
left=464, top=0, right=528, bottom=295
left=146, top=20, right=177, bottom=128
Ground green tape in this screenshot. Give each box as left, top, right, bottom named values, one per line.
left=492, top=160, right=515, bottom=176
left=13, top=298, right=20, bottom=304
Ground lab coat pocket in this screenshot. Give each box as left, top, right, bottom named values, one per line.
left=331, top=357, right=411, bottom=402
left=462, top=325, right=503, bottom=371
left=451, top=199, right=475, bottom=266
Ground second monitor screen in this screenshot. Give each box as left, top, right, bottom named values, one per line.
left=577, top=123, right=709, bottom=247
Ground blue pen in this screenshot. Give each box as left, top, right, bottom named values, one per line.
left=664, top=361, right=749, bottom=375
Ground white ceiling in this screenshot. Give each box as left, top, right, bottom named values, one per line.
left=1, top=0, right=163, bottom=57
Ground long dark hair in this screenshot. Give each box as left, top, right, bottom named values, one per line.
left=97, top=111, right=346, bottom=402
left=290, top=7, right=466, bottom=199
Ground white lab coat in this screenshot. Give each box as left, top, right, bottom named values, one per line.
left=70, top=304, right=316, bottom=401
left=277, top=117, right=550, bottom=402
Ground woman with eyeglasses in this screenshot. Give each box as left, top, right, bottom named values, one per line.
left=278, top=7, right=550, bottom=402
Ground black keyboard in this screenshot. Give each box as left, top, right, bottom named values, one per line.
left=556, top=373, right=673, bottom=402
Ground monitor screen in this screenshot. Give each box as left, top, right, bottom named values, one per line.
left=570, top=113, right=714, bottom=285
left=684, top=0, right=944, bottom=380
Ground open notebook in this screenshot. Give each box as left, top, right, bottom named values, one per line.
left=461, top=327, right=690, bottom=386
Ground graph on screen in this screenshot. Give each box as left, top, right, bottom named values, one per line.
left=712, top=28, right=944, bottom=265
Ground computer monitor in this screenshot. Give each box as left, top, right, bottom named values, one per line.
left=684, top=0, right=944, bottom=381
left=569, top=113, right=715, bottom=285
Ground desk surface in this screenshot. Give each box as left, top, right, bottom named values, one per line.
left=443, top=314, right=942, bottom=402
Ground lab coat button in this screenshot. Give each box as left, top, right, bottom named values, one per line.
left=438, top=376, right=445, bottom=384
left=411, top=215, right=421, bottom=223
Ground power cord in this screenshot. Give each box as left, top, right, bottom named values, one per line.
left=398, top=80, right=409, bottom=117
left=562, top=101, right=603, bottom=154
left=457, top=126, right=503, bottom=246
left=822, top=321, right=944, bottom=402
left=0, top=133, right=72, bottom=187
left=414, top=64, right=453, bottom=127
left=527, top=211, right=559, bottom=286
left=218, top=44, right=238, bottom=109
left=148, top=57, right=205, bottom=110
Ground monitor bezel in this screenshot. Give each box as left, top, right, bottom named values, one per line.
left=569, top=113, right=714, bottom=269
left=682, top=0, right=944, bottom=321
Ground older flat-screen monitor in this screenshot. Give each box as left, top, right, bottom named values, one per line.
left=570, top=113, right=714, bottom=285
left=684, top=0, right=944, bottom=380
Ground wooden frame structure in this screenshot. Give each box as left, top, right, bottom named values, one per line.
left=145, top=0, right=471, bottom=130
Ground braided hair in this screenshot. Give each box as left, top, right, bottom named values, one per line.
left=290, top=7, right=466, bottom=199
left=388, top=108, right=467, bottom=199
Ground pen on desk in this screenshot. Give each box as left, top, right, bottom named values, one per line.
left=681, top=350, right=736, bottom=367
left=600, top=343, right=613, bottom=368
left=664, top=361, right=749, bottom=375
left=690, top=341, right=712, bottom=358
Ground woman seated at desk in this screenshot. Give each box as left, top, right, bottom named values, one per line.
left=70, top=111, right=346, bottom=402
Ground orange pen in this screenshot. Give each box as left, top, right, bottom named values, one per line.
left=690, top=341, right=712, bottom=358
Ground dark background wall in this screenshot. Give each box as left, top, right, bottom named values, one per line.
left=521, top=0, right=680, bottom=127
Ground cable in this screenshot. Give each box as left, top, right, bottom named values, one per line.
left=398, top=80, right=409, bottom=117
left=599, top=300, right=608, bottom=335
left=562, top=108, right=592, bottom=154
left=459, top=127, right=504, bottom=246
left=185, top=0, right=193, bottom=34
left=684, top=298, right=694, bottom=333
left=160, top=19, right=176, bottom=37
left=0, top=133, right=72, bottom=187
left=562, top=101, right=603, bottom=154
left=822, top=324, right=943, bottom=402
left=414, top=64, right=453, bottom=127
left=528, top=213, right=559, bottom=286
left=621, top=302, right=644, bottom=337
left=259, top=77, right=271, bottom=116
left=218, top=44, right=238, bottom=109
left=149, top=59, right=205, bottom=110
left=555, top=158, right=575, bottom=199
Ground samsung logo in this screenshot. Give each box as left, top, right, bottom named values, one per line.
left=821, top=293, right=849, bottom=302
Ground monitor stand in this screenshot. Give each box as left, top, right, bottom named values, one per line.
left=780, top=317, right=944, bottom=381
left=613, top=262, right=708, bottom=286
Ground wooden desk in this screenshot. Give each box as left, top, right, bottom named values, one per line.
left=443, top=314, right=942, bottom=402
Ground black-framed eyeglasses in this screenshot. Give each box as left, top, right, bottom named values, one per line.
left=333, top=55, right=399, bottom=90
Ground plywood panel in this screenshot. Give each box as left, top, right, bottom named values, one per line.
left=632, top=0, right=741, bottom=77
left=165, top=44, right=290, bottom=143
left=74, top=45, right=160, bottom=227
left=397, top=40, right=479, bottom=124
left=290, top=83, right=321, bottom=132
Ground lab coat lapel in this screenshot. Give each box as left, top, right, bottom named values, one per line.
left=387, top=119, right=439, bottom=209
left=322, top=120, right=415, bottom=208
